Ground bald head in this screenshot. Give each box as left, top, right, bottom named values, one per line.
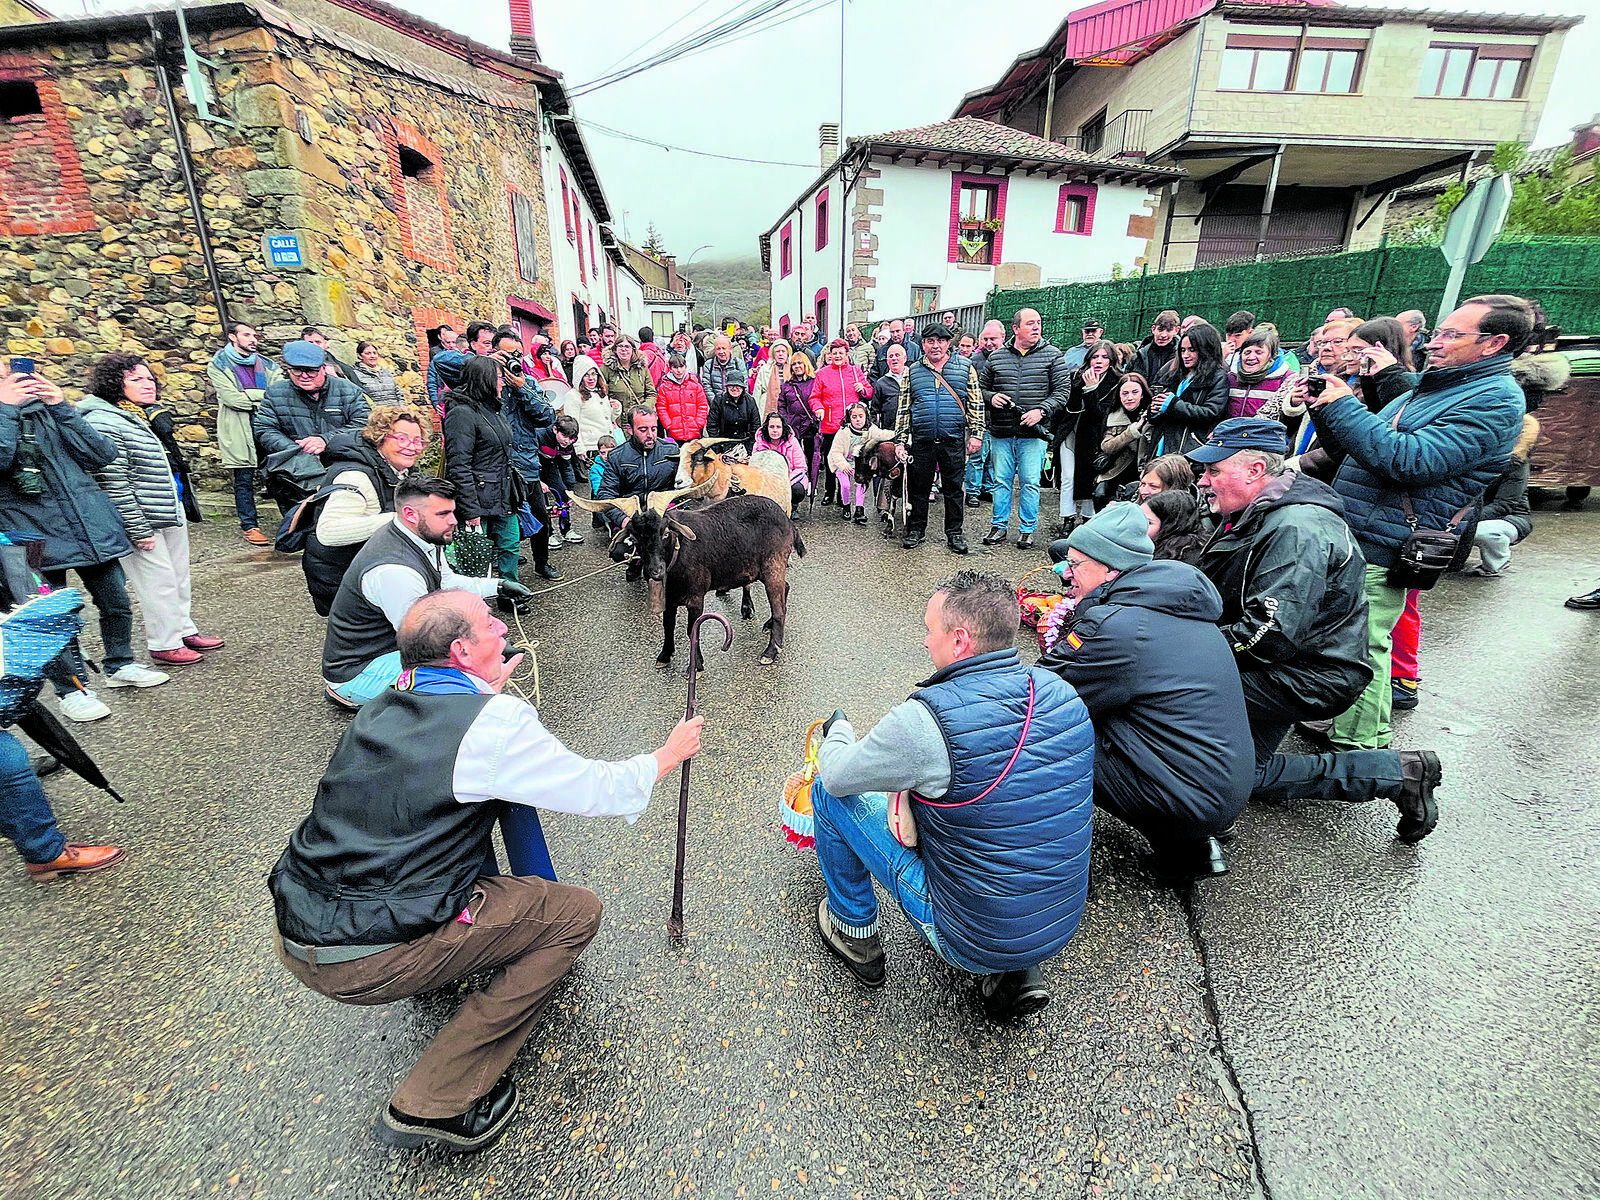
left=980, top=319, right=1005, bottom=352
left=398, top=589, right=481, bottom=668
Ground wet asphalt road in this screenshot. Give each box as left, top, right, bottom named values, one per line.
left=1, top=499, right=1596, bottom=1200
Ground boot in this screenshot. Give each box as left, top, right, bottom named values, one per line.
left=1393, top=750, right=1441, bottom=843
left=816, top=897, right=886, bottom=987
left=853, top=505, right=866, bottom=525
left=980, top=965, right=1051, bottom=1022
left=1148, top=837, right=1228, bottom=887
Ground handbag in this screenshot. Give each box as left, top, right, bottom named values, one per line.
left=272, top=483, right=360, bottom=553
left=1387, top=494, right=1475, bottom=591
left=263, top=445, right=327, bottom=489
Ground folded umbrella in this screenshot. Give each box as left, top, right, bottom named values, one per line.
left=14, top=702, right=127, bottom=804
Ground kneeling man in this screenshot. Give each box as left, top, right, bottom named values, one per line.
left=1039, top=503, right=1254, bottom=882
left=271, top=589, right=703, bottom=1152
left=811, top=570, right=1095, bottom=1022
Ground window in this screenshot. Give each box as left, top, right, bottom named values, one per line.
left=1219, top=32, right=1365, bottom=94
left=652, top=311, right=675, bottom=338
left=813, top=289, right=828, bottom=340
left=1056, top=184, right=1097, bottom=235
left=558, top=169, right=574, bottom=241
left=1219, top=40, right=1294, bottom=91
left=815, top=187, right=829, bottom=251
left=1079, top=109, right=1107, bottom=156
left=780, top=221, right=793, bottom=278
left=385, top=120, right=455, bottom=271
left=1419, top=42, right=1531, bottom=99
left=1294, top=47, right=1361, bottom=93
left=779, top=316, right=791, bottom=338
left=948, top=174, right=1007, bottom=266
left=508, top=188, right=539, bottom=286
left=910, top=286, right=939, bottom=316
left=588, top=221, right=598, bottom=278
left=0, top=79, right=45, bottom=120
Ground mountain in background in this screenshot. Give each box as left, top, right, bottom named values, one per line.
left=685, top=255, right=769, bottom=325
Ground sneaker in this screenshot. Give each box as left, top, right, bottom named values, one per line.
left=981, top=524, right=1007, bottom=547
left=947, top=532, right=970, bottom=555
left=1391, top=677, right=1419, bottom=711
left=105, top=663, right=171, bottom=688
left=149, top=647, right=203, bottom=667
left=59, top=690, right=110, bottom=722
left=1393, top=749, right=1441, bottom=843
left=815, top=897, right=886, bottom=987
left=563, top=531, right=585, bottom=544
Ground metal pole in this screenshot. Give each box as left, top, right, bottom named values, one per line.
left=1253, top=144, right=1284, bottom=262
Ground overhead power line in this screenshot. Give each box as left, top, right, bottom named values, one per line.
left=570, top=117, right=817, bottom=169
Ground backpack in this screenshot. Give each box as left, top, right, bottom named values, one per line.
left=273, top=483, right=361, bottom=553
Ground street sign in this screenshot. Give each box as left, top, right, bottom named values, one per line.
left=262, top=231, right=307, bottom=270
left=1438, top=173, right=1513, bottom=317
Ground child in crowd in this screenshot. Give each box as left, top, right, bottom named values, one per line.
left=538, top=413, right=582, bottom=545
left=755, top=412, right=809, bottom=508
left=588, top=434, right=616, bottom=530
left=827, top=402, right=876, bottom=525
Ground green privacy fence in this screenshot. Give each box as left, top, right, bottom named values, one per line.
left=985, top=237, right=1600, bottom=346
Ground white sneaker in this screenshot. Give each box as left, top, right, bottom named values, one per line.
left=60, top=690, right=111, bottom=722
left=104, top=663, right=171, bottom=689
left=564, top=531, right=585, bottom=544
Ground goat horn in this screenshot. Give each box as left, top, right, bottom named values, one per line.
left=646, top=473, right=718, bottom=515
left=569, top=494, right=640, bottom=517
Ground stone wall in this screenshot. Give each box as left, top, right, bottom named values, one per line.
left=0, top=15, right=559, bottom=482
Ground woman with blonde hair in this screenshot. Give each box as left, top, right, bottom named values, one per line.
left=754, top=338, right=792, bottom=416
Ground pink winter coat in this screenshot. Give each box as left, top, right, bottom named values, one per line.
left=754, top=430, right=808, bottom=485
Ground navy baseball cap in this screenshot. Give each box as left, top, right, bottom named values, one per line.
left=1187, top=417, right=1289, bottom=463
left=281, top=340, right=326, bottom=369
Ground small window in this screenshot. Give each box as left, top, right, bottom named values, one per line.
left=1294, top=47, right=1361, bottom=93
left=1419, top=42, right=1530, bottom=99
left=815, top=188, right=829, bottom=251
left=509, top=189, right=539, bottom=286
left=398, top=144, right=431, bottom=179
left=1079, top=109, right=1107, bottom=156
left=910, top=286, right=939, bottom=316
left=780, top=222, right=793, bottom=278
left=387, top=121, right=455, bottom=272
left=559, top=170, right=575, bottom=241
left=652, top=311, right=675, bottom=338
left=1219, top=44, right=1294, bottom=91
left=952, top=178, right=1002, bottom=265
left=0, top=80, right=45, bottom=121
left=1056, top=184, right=1097, bottom=235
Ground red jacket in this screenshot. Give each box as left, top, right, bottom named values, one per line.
left=810, top=363, right=872, bottom=435
left=639, top=341, right=668, bottom=387
left=656, top=373, right=709, bottom=442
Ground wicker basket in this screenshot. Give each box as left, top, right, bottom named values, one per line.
left=780, top=719, right=826, bottom=848
left=1017, top=566, right=1067, bottom=629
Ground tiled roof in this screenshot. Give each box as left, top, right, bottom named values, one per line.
left=643, top=285, right=691, bottom=304
left=862, top=118, right=1180, bottom=175
left=1396, top=143, right=1568, bottom=197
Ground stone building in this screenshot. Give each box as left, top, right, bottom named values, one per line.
left=0, top=0, right=581, bottom=477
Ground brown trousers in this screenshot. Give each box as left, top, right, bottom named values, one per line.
left=276, top=874, right=602, bottom=1118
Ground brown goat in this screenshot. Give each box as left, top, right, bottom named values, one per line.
left=675, top=438, right=791, bottom=514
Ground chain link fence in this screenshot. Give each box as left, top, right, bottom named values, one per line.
left=984, top=237, right=1600, bottom=346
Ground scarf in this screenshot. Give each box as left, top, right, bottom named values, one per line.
left=1232, top=354, right=1280, bottom=387
left=222, top=344, right=258, bottom=367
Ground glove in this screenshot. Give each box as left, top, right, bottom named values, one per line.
left=821, top=709, right=846, bottom=737
left=498, top=579, right=532, bottom=601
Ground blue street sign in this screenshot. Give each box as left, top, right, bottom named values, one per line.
left=266, top=234, right=303, bottom=268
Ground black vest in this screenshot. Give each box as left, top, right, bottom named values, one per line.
left=269, top=687, right=498, bottom=945
left=302, top=446, right=401, bottom=618
left=320, top=520, right=442, bottom=683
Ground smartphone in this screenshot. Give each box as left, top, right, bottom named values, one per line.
left=8, top=357, right=35, bottom=376
left=1304, top=376, right=1327, bottom=397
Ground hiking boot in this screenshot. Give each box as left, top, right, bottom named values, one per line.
left=981, top=524, right=1007, bottom=546
left=376, top=1074, right=519, bottom=1153
left=947, top=532, right=969, bottom=555
left=980, top=965, right=1051, bottom=1022
left=1391, top=678, right=1419, bottom=712
left=1394, top=750, right=1441, bottom=844
left=816, top=897, right=886, bottom=987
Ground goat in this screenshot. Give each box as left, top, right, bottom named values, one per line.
left=572, top=487, right=805, bottom=670
left=675, top=438, right=791, bottom=514
left=854, top=432, right=906, bottom=538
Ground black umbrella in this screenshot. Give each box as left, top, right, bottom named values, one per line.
left=15, top=702, right=128, bottom=803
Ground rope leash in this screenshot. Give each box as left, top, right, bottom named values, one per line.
left=502, top=558, right=629, bottom=707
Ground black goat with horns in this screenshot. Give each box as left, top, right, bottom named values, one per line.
left=572, top=479, right=806, bottom=671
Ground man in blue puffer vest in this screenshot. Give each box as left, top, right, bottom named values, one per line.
left=809, top=570, right=1095, bottom=1022
left=893, top=324, right=986, bottom=553
left=1299, top=294, right=1531, bottom=751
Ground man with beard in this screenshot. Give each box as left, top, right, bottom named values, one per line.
left=595, top=406, right=681, bottom=580
left=321, top=475, right=530, bottom=708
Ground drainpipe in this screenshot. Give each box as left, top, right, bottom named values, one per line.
left=1043, top=60, right=1059, bottom=141
left=149, top=14, right=231, bottom=327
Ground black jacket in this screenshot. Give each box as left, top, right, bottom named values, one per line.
left=1058, top=367, right=1121, bottom=501
left=707, top=389, right=761, bottom=449
left=870, top=374, right=904, bottom=430
left=1039, top=560, right=1253, bottom=833
left=1147, top=369, right=1228, bottom=457
left=596, top=435, right=681, bottom=504
left=977, top=340, right=1069, bottom=441
left=254, top=376, right=371, bottom=457
left=1197, top=471, right=1372, bottom=719
left=443, top=393, right=520, bottom=520
left=0, top=398, right=132, bottom=570
left=1129, top=335, right=1178, bottom=388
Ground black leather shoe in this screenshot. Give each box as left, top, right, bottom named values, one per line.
left=981, top=524, right=1006, bottom=546
left=853, top=506, right=866, bottom=525
left=1149, top=837, right=1228, bottom=887
left=979, top=490, right=994, bottom=502
left=965, top=494, right=980, bottom=507
left=30, top=753, right=60, bottom=779
left=1015, top=533, right=1035, bottom=551
left=947, top=532, right=969, bottom=555
left=901, top=533, right=925, bottom=550
left=376, top=1074, right=519, bottom=1152
left=980, top=965, right=1050, bottom=1022
left=1565, top=587, right=1600, bottom=610
left=1394, top=749, right=1441, bottom=843
left=533, top=564, right=561, bottom=580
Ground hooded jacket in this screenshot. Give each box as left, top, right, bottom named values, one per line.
left=1039, top=561, right=1253, bottom=834
left=444, top=387, right=521, bottom=520
left=1198, top=471, right=1372, bottom=719
left=0, top=398, right=132, bottom=570
left=1312, top=354, right=1525, bottom=568
left=303, top=434, right=403, bottom=617
left=656, top=371, right=710, bottom=443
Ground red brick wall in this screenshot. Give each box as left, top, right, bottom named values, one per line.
left=0, top=72, right=93, bottom=237
left=383, top=118, right=457, bottom=273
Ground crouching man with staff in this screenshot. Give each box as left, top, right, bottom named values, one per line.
left=809, top=569, right=1096, bottom=1022
left=268, top=589, right=702, bottom=1153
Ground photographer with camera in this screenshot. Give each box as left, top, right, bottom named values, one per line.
left=976, top=308, right=1066, bottom=550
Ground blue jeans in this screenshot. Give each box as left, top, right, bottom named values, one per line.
left=232, top=467, right=259, bottom=530
left=0, top=729, right=64, bottom=864
left=963, top=431, right=992, bottom=496
left=988, top=436, right=1045, bottom=534
left=327, top=651, right=403, bottom=706
left=43, top=560, right=134, bottom=692
left=810, top=780, right=986, bottom=974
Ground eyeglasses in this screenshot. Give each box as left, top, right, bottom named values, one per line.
left=1063, top=558, right=1090, bottom=575
left=386, top=433, right=427, bottom=448
left=286, top=365, right=322, bottom=376
left=1433, top=328, right=1487, bottom=342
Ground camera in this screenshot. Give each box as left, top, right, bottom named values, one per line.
left=1304, top=376, right=1327, bottom=397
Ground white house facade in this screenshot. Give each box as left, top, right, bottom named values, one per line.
left=537, top=85, right=617, bottom=342
left=761, top=118, right=1183, bottom=338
